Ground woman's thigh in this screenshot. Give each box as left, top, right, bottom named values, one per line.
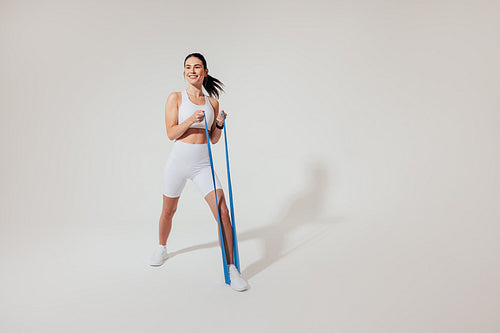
left=192, top=166, right=222, bottom=198
left=162, top=156, right=188, bottom=198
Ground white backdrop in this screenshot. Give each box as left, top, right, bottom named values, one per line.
left=1, top=0, right=499, bottom=332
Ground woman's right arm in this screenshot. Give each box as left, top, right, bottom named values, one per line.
left=165, top=92, right=204, bottom=141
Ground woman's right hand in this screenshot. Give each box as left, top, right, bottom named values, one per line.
left=190, top=110, right=205, bottom=124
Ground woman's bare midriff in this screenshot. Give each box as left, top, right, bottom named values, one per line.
left=177, top=128, right=208, bottom=144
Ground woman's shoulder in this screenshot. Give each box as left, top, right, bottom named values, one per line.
left=167, top=91, right=182, bottom=99
left=165, top=92, right=183, bottom=111
left=207, top=95, right=219, bottom=110
left=166, top=91, right=183, bottom=104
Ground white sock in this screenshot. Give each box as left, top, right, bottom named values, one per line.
left=159, top=244, right=166, bottom=249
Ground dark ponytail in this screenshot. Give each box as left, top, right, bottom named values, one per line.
left=183, top=52, right=225, bottom=99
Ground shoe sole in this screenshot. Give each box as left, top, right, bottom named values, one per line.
left=149, top=257, right=168, bottom=266
left=230, top=284, right=249, bottom=292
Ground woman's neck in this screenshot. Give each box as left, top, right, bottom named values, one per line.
left=186, top=85, right=203, bottom=97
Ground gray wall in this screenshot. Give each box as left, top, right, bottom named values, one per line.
left=1, top=0, right=499, bottom=332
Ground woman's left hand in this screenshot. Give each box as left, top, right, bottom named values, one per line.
left=216, top=110, right=227, bottom=126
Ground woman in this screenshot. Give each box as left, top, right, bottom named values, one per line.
left=150, top=53, right=249, bottom=292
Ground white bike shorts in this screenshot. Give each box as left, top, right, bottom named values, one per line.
left=162, top=140, right=222, bottom=198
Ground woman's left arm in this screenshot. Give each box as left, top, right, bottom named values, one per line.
left=209, top=98, right=226, bottom=144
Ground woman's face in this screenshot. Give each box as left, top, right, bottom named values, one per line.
left=184, top=57, right=207, bottom=84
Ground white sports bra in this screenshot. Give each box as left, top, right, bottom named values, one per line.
left=178, top=89, right=215, bottom=130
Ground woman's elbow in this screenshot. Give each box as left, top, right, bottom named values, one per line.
left=166, top=129, right=176, bottom=141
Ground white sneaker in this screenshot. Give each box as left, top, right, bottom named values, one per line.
left=228, top=264, right=249, bottom=291
left=149, top=245, right=169, bottom=266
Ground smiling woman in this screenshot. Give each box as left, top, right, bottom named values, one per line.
left=184, top=54, right=224, bottom=99
left=149, top=52, right=249, bottom=292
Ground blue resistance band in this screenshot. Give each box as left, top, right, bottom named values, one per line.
left=222, top=113, right=240, bottom=272
left=203, top=112, right=240, bottom=285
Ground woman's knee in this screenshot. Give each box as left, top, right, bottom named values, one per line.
left=162, top=196, right=179, bottom=218
left=162, top=206, right=177, bottom=219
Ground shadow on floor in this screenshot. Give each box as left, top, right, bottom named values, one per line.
left=167, top=160, right=343, bottom=279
